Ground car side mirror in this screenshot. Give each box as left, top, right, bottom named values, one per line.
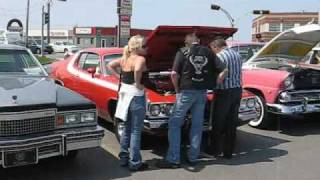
left=87, top=67, right=96, bottom=78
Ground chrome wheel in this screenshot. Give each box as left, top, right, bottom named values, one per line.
left=114, top=118, right=125, bottom=142
left=249, top=95, right=266, bottom=127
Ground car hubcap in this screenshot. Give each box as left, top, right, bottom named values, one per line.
left=249, top=96, right=264, bottom=126
left=117, top=121, right=125, bottom=138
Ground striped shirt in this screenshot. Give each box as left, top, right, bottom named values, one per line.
left=216, top=48, right=242, bottom=89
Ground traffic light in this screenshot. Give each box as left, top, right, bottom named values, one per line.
left=44, top=12, right=49, bottom=24
left=253, top=10, right=270, bottom=15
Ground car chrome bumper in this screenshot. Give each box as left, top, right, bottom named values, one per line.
left=239, top=110, right=258, bottom=122
left=0, top=126, right=104, bottom=168
left=267, top=103, right=320, bottom=115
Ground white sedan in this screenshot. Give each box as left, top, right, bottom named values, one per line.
left=50, top=41, right=80, bottom=53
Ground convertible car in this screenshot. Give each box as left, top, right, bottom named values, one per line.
left=0, top=44, right=104, bottom=168
left=50, top=26, right=261, bottom=140
left=243, top=24, right=320, bottom=128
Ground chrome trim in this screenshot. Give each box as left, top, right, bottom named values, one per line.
left=0, top=126, right=104, bottom=168
left=279, top=90, right=320, bottom=103
left=0, top=109, right=56, bottom=121
left=267, top=102, right=320, bottom=114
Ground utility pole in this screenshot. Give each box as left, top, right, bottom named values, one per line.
left=117, top=0, right=121, bottom=47
left=25, top=0, right=30, bottom=47
left=41, top=5, right=45, bottom=57
left=47, top=2, right=50, bottom=44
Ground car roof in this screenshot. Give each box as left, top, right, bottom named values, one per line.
left=0, top=44, right=27, bottom=50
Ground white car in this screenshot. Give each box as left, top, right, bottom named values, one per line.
left=50, top=41, right=79, bottom=53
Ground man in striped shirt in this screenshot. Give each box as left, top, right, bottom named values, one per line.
left=208, top=38, right=243, bottom=159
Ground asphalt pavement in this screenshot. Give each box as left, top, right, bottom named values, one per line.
left=1, top=118, right=320, bottom=180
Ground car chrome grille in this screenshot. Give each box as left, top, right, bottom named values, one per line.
left=291, top=93, right=320, bottom=101
left=0, top=109, right=56, bottom=136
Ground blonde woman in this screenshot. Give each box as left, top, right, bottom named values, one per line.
left=107, top=35, right=148, bottom=171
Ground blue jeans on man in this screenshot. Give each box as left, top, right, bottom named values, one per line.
left=119, top=95, right=146, bottom=170
left=166, top=90, right=207, bottom=164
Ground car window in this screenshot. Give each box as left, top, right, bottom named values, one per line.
left=104, top=54, right=122, bottom=75
left=231, top=45, right=264, bottom=62
left=55, top=42, right=61, bottom=45
left=0, top=49, right=46, bottom=76
left=77, top=53, right=100, bottom=71
left=63, top=42, right=72, bottom=45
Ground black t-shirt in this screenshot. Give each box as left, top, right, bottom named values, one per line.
left=172, top=44, right=225, bottom=90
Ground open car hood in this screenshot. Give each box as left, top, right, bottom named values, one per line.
left=145, top=25, right=237, bottom=71
left=247, top=24, right=320, bottom=63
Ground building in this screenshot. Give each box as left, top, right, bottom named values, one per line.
left=73, top=27, right=152, bottom=48
left=28, top=29, right=74, bottom=43
left=252, top=12, right=319, bottom=42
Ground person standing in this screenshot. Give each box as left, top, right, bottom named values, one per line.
left=209, top=37, right=243, bottom=159
left=107, top=35, right=149, bottom=171
left=157, top=33, right=226, bottom=168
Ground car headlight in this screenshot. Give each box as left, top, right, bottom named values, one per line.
left=279, top=92, right=291, bottom=103
left=240, top=100, right=247, bottom=110
left=246, top=98, right=256, bottom=108
left=150, top=104, right=161, bottom=116
left=65, top=114, right=80, bottom=124
left=161, top=104, right=174, bottom=116
left=81, top=112, right=95, bottom=122
left=283, top=75, right=294, bottom=88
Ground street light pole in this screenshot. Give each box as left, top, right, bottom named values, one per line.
left=211, top=4, right=235, bottom=28
left=25, top=0, right=30, bottom=47
left=46, top=0, right=67, bottom=44
left=47, top=2, right=50, bottom=44
left=41, top=5, right=45, bottom=57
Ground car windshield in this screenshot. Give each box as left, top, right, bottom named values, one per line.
left=231, top=44, right=264, bottom=62
left=0, top=49, right=46, bottom=76
left=104, top=54, right=122, bottom=75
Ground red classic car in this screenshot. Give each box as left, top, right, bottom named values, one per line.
left=243, top=24, right=320, bottom=128
left=50, top=26, right=261, bottom=139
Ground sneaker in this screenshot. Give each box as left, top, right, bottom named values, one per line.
left=185, top=159, right=197, bottom=167
left=129, top=162, right=149, bottom=171
left=156, top=159, right=180, bottom=169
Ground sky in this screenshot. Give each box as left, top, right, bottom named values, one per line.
left=0, top=0, right=319, bottom=41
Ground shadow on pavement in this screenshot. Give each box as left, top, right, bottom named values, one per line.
left=0, top=147, right=132, bottom=180
left=142, top=129, right=289, bottom=172
left=277, top=115, right=320, bottom=136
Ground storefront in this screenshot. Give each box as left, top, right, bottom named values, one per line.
left=28, top=29, right=73, bottom=43
left=73, top=27, right=152, bottom=48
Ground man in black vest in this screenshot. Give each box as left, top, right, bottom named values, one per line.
left=157, top=33, right=226, bottom=168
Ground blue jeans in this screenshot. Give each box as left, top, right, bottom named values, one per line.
left=119, top=95, right=146, bottom=170
left=166, top=90, right=207, bottom=164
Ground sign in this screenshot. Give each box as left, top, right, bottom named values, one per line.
left=120, top=28, right=130, bottom=36
left=7, top=19, right=23, bottom=33
left=75, top=27, right=92, bottom=35
left=120, top=15, right=131, bottom=36
left=118, top=0, right=132, bottom=15
left=50, top=31, right=66, bottom=36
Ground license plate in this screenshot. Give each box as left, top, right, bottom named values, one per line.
left=3, top=149, right=37, bottom=168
